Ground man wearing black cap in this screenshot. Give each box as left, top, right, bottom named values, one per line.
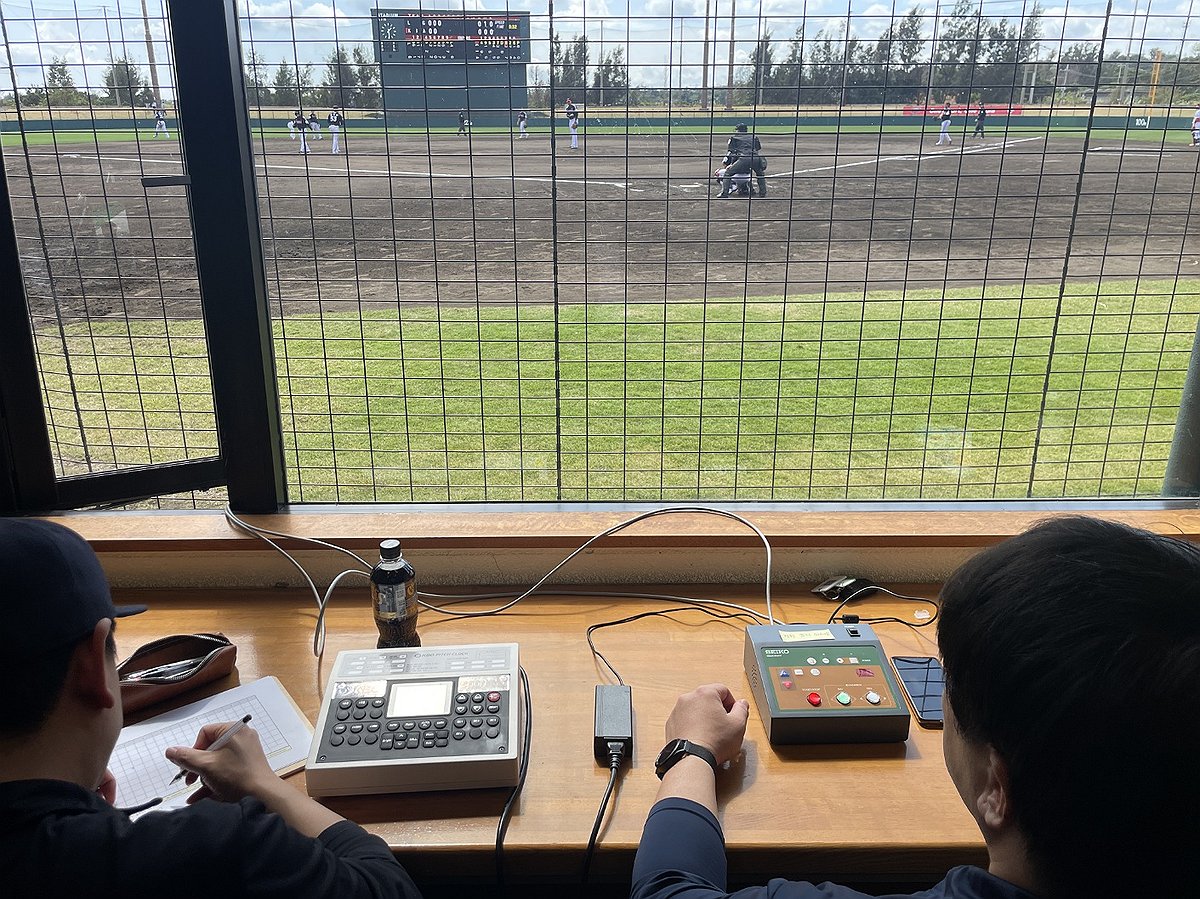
left=718, top=123, right=766, bottom=199
left=0, top=518, right=422, bottom=898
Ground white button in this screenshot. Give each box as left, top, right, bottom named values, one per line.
left=807, top=657, right=816, bottom=665
left=865, top=691, right=881, bottom=705
left=810, top=668, right=820, bottom=676
left=836, top=658, right=844, bottom=664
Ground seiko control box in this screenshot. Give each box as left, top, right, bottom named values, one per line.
left=744, top=624, right=910, bottom=744
left=306, top=643, right=520, bottom=796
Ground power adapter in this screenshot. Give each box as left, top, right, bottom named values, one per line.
left=593, top=684, right=633, bottom=764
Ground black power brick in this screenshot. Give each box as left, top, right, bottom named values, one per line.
left=593, top=684, right=633, bottom=763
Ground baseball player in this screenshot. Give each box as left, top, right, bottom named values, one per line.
left=516, top=109, right=528, bottom=139
left=458, top=109, right=470, bottom=136
left=308, top=112, right=321, bottom=140
left=1191, top=106, right=1200, bottom=146
left=973, top=103, right=987, bottom=140
left=293, top=111, right=310, bottom=154
left=328, top=109, right=344, bottom=154
left=565, top=99, right=578, bottom=149
left=717, top=123, right=766, bottom=199
left=936, top=101, right=953, bottom=146
left=288, top=109, right=298, bottom=139
left=152, top=105, right=168, bottom=139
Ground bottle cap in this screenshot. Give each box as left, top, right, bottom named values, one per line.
left=379, top=538, right=402, bottom=561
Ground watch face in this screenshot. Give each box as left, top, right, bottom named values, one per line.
left=655, top=738, right=686, bottom=775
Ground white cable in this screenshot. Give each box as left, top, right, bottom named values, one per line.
left=224, top=506, right=372, bottom=569
left=421, top=589, right=770, bottom=623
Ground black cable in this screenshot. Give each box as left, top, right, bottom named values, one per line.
left=581, top=741, right=626, bottom=882
left=495, top=665, right=532, bottom=892
left=826, top=585, right=940, bottom=629
left=586, top=605, right=761, bottom=685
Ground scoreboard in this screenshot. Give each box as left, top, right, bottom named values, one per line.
left=374, top=10, right=530, bottom=64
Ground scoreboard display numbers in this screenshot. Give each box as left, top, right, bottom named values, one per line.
left=375, top=10, right=528, bottom=63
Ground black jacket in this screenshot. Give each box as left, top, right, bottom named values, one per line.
left=726, top=133, right=761, bottom=159
left=0, top=779, right=422, bottom=899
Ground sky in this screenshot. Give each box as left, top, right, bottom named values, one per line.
left=1, top=0, right=1197, bottom=96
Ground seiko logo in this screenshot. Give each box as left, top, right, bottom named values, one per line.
left=764, top=649, right=789, bottom=656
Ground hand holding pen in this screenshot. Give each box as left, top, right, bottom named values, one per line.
left=169, top=714, right=252, bottom=784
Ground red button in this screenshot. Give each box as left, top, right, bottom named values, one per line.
left=807, top=692, right=822, bottom=707
left=781, top=680, right=793, bottom=689
left=486, top=691, right=501, bottom=702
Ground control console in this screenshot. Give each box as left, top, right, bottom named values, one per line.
left=744, top=624, right=910, bottom=744
left=306, top=643, right=520, bottom=796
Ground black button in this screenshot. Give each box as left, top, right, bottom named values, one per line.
left=402, top=721, right=416, bottom=731
left=454, top=705, right=468, bottom=715
left=329, top=734, right=344, bottom=746
left=470, top=718, right=483, bottom=728
left=381, top=737, right=393, bottom=749
left=433, top=719, right=447, bottom=729
left=371, top=699, right=385, bottom=708
left=352, top=709, right=366, bottom=720
left=368, top=709, right=382, bottom=719
left=422, top=731, right=437, bottom=740
left=387, top=721, right=400, bottom=731
left=338, top=699, right=353, bottom=709
left=349, top=723, right=364, bottom=733
left=422, top=739, right=436, bottom=748
left=366, top=722, right=380, bottom=732
left=347, top=734, right=361, bottom=746
left=485, top=716, right=499, bottom=727
left=487, top=691, right=501, bottom=702
left=392, top=740, right=406, bottom=750
left=333, top=723, right=347, bottom=734
left=471, top=704, right=484, bottom=714
left=471, top=692, right=485, bottom=702
left=435, top=738, right=448, bottom=747
left=469, top=728, right=483, bottom=739
left=486, top=727, right=500, bottom=739
left=436, top=729, right=449, bottom=739
left=335, top=710, right=350, bottom=721
left=455, top=693, right=468, bottom=703
left=418, top=720, right=432, bottom=730
left=355, top=699, right=369, bottom=709
left=486, top=704, right=500, bottom=713
left=454, top=717, right=467, bottom=728
left=453, top=730, right=466, bottom=740
left=364, top=733, right=378, bottom=745
left=406, top=737, right=419, bottom=748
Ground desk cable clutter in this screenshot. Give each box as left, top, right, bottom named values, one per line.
left=222, top=504, right=940, bottom=884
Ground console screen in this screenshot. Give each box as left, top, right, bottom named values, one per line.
left=387, top=680, right=453, bottom=717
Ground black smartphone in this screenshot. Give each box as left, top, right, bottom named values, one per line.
left=891, top=656, right=945, bottom=728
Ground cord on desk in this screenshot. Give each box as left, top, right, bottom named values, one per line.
left=495, top=665, right=532, bottom=892
left=580, top=740, right=628, bottom=882
left=826, top=585, right=940, bottom=630
left=587, top=606, right=763, bottom=685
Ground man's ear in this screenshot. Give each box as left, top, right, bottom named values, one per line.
left=70, top=620, right=117, bottom=711
left=977, top=747, right=1014, bottom=831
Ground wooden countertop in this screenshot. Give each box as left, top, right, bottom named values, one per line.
left=113, top=585, right=985, bottom=886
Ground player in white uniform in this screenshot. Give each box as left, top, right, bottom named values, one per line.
left=516, top=110, right=528, bottom=139
left=293, top=111, right=310, bottom=154
left=308, top=112, right=321, bottom=140
left=328, top=110, right=344, bottom=154
left=935, top=102, right=952, bottom=146
left=152, top=106, right=169, bottom=139
left=1191, top=106, right=1200, bottom=147
left=565, top=99, right=579, bottom=150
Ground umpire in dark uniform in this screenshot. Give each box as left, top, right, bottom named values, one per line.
left=719, top=123, right=767, bottom=198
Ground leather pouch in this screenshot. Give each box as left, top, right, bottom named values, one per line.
left=118, top=633, right=237, bottom=717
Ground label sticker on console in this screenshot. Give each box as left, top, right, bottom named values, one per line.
left=779, top=629, right=834, bottom=643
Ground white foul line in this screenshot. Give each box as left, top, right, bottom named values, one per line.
left=769, top=136, right=1046, bottom=179
left=61, top=152, right=644, bottom=192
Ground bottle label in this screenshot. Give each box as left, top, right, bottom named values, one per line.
left=374, top=580, right=415, bottom=621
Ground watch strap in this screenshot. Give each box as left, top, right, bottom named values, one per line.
left=656, top=739, right=718, bottom=779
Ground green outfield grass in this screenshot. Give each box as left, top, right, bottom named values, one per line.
left=33, top=278, right=1200, bottom=502
left=1, top=121, right=1188, bottom=146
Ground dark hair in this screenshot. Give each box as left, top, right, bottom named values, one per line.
left=0, top=622, right=116, bottom=741
left=938, top=517, right=1200, bottom=898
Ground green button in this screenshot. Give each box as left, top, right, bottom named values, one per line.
left=835, top=691, right=852, bottom=706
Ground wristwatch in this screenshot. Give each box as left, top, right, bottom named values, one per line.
left=654, top=738, right=718, bottom=779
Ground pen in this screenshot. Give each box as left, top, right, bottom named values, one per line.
left=170, top=714, right=252, bottom=784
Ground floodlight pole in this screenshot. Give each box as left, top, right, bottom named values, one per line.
left=1164, top=320, right=1200, bottom=496
left=724, top=0, right=736, bottom=110
left=700, top=0, right=711, bottom=110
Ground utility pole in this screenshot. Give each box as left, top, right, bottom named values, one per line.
left=700, top=0, right=712, bottom=110
left=724, top=0, right=736, bottom=110
left=140, top=0, right=161, bottom=102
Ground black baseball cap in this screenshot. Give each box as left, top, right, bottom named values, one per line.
left=0, top=518, right=145, bottom=662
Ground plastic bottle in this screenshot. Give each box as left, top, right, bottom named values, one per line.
left=371, top=538, right=420, bottom=648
